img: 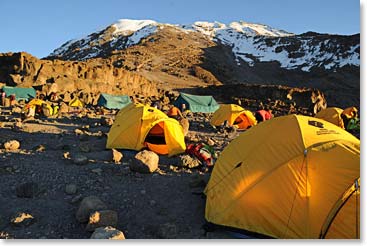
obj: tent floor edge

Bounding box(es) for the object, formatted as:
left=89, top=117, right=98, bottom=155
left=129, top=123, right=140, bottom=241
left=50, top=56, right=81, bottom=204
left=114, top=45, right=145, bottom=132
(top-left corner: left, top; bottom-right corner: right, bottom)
left=202, top=220, right=275, bottom=239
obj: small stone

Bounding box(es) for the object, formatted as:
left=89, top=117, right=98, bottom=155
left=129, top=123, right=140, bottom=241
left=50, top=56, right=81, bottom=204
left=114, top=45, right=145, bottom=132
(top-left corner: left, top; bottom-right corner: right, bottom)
left=4, top=140, right=20, bottom=151
left=14, top=121, right=23, bottom=129
left=63, top=152, right=70, bottom=159
left=91, top=168, right=103, bottom=175
left=180, top=155, right=202, bottom=169
left=112, top=149, right=123, bottom=164
left=207, top=138, right=215, bottom=146
left=65, top=184, right=77, bottom=195
left=90, top=226, right=125, bottom=239
left=74, top=129, right=84, bottom=135
left=72, top=154, right=88, bottom=165
left=85, top=210, right=118, bottom=232
left=11, top=107, right=22, bottom=114
left=140, top=190, right=146, bottom=195
left=149, top=200, right=156, bottom=206
left=10, top=212, right=35, bottom=227
left=76, top=196, right=108, bottom=223
left=35, top=145, right=46, bottom=152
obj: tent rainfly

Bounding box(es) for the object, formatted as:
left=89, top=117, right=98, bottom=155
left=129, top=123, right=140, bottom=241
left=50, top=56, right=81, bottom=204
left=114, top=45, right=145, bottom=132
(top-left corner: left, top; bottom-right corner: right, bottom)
left=97, top=93, right=132, bottom=110
left=205, top=114, right=360, bottom=239
left=210, top=104, right=257, bottom=129
left=1, top=86, right=36, bottom=101
left=315, top=107, right=345, bottom=129
left=173, top=92, right=219, bottom=113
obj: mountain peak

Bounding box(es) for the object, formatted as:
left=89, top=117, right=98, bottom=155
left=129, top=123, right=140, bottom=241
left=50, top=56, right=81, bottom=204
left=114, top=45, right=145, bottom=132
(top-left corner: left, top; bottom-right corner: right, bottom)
left=112, top=19, right=158, bottom=35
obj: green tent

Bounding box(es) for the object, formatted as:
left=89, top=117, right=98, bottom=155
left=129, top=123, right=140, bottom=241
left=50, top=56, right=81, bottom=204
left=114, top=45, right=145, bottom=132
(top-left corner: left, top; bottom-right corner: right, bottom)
left=97, top=93, right=132, bottom=110
left=173, top=92, right=219, bottom=113
left=1, top=86, right=36, bottom=101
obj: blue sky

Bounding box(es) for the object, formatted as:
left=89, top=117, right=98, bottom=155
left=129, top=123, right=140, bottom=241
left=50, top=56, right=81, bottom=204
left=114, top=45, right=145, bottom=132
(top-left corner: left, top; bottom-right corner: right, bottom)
left=0, top=0, right=360, bottom=58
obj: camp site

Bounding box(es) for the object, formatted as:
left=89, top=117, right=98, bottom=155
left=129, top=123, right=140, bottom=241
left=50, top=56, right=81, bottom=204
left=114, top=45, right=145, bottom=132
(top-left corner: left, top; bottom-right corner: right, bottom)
left=0, top=83, right=360, bottom=239
left=0, top=2, right=360, bottom=240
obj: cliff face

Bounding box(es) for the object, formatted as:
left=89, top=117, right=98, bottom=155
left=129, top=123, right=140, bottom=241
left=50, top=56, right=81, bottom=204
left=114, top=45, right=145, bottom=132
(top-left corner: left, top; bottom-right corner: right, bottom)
left=0, top=52, right=158, bottom=98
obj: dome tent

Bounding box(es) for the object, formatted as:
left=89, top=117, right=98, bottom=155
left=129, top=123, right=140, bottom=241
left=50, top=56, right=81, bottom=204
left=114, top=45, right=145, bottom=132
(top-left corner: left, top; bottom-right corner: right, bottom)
left=106, top=103, right=186, bottom=156
left=210, top=104, right=257, bottom=129
left=315, top=107, right=344, bottom=129
left=205, top=115, right=360, bottom=239
left=97, top=93, right=132, bottom=110
left=173, top=92, right=219, bottom=113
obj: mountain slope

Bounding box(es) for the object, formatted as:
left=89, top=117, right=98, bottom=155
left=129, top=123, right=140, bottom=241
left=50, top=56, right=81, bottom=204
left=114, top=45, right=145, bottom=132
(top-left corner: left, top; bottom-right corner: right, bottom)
left=47, top=19, right=359, bottom=72
left=45, top=19, right=360, bottom=107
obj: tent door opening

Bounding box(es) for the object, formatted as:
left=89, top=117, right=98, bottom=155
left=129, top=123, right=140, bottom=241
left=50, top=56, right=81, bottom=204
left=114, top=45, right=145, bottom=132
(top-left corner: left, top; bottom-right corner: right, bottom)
left=144, top=121, right=169, bottom=155
left=234, top=114, right=249, bottom=129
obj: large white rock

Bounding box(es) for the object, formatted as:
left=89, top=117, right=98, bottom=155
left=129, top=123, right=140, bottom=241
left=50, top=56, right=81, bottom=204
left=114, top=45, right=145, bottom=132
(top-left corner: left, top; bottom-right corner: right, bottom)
left=130, top=150, right=159, bottom=173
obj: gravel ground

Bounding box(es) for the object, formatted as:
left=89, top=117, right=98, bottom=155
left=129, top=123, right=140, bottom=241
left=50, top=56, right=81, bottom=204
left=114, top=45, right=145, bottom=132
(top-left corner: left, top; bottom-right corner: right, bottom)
left=0, top=107, right=238, bottom=239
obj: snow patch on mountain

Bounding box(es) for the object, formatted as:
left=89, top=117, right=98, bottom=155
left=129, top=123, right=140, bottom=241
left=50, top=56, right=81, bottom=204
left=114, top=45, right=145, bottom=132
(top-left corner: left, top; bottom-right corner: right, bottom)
left=112, top=19, right=157, bottom=35
left=180, top=21, right=293, bottom=37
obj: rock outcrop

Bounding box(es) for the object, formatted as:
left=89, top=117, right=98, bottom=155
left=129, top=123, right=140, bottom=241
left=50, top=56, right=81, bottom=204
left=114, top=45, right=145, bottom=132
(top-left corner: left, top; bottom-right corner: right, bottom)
left=0, top=52, right=159, bottom=99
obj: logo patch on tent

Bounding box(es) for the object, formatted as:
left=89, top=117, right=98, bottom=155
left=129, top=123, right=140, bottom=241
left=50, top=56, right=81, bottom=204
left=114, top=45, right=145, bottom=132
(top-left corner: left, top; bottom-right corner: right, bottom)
left=308, top=120, right=324, bottom=128
left=316, top=129, right=340, bottom=135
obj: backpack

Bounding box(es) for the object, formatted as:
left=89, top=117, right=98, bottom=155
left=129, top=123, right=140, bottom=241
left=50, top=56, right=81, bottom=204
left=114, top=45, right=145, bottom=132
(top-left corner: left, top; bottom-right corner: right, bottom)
left=186, top=143, right=214, bottom=167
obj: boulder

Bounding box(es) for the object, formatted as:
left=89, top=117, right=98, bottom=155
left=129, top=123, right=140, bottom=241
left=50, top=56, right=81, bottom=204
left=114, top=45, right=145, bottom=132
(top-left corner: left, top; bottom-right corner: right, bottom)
left=130, top=150, right=159, bottom=173
left=3, top=140, right=20, bottom=151
left=90, top=226, right=125, bottom=239
left=85, top=210, right=118, bottom=232
left=75, top=196, right=108, bottom=223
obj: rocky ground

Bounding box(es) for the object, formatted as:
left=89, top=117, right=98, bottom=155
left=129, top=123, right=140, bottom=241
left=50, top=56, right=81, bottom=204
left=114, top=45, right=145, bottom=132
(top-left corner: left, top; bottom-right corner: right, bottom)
left=0, top=104, right=243, bottom=239
left=0, top=96, right=359, bottom=239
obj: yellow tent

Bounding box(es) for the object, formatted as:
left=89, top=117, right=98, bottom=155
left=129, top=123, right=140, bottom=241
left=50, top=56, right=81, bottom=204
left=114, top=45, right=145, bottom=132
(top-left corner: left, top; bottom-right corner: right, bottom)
left=68, top=98, right=84, bottom=108
left=315, top=107, right=344, bottom=129
left=205, top=114, right=360, bottom=239
left=106, top=103, right=186, bottom=156
left=23, top=98, right=53, bottom=115
left=210, top=104, right=257, bottom=129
